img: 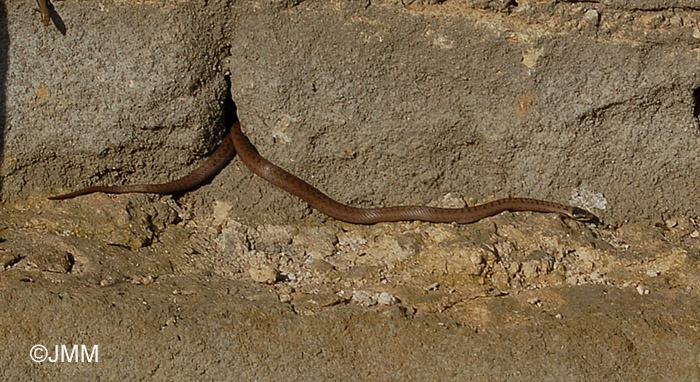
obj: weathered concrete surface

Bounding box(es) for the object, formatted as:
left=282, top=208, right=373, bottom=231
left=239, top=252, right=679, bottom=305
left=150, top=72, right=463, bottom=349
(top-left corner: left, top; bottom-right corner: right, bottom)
left=0, top=0, right=699, bottom=380
left=1, top=270, right=700, bottom=380
left=1, top=195, right=699, bottom=380
left=1, top=0, right=229, bottom=201
left=1, top=0, right=699, bottom=223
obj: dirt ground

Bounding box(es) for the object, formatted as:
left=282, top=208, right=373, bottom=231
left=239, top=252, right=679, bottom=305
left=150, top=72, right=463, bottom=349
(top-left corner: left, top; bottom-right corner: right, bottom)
left=1, top=0, right=700, bottom=380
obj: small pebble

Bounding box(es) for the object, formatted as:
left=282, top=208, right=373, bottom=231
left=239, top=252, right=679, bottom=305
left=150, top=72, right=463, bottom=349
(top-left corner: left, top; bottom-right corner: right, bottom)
left=162, top=316, right=176, bottom=328
left=527, top=298, right=541, bottom=307
left=276, top=284, right=294, bottom=303
left=690, top=230, right=699, bottom=238
left=352, top=290, right=379, bottom=307
left=583, top=9, right=600, bottom=26
left=636, top=284, right=650, bottom=295
left=377, top=292, right=398, bottom=306
left=249, top=266, right=279, bottom=284
left=132, top=275, right=155, bottom=285
left=425, top=282, right=439, bottom=291
left=646, top=270, right=660, bottom=277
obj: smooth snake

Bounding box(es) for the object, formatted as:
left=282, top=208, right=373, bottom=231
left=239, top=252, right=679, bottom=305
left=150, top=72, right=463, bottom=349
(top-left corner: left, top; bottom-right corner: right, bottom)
left=50, top=121, right=598, bottom=224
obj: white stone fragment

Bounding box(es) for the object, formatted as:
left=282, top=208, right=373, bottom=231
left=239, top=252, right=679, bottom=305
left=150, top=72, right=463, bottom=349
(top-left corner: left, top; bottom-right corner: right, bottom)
left=352, top=290, right=379, bottom=307
left=636, top=284, right=650, bottom=295
left=377, top=292, right=398, bottom=306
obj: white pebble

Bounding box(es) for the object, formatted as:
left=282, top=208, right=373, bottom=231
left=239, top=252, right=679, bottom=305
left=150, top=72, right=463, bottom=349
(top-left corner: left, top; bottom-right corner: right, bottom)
left=377, top=292, right=398, bottom=306
left=352, top=290, right=379, bottom=307
left=636, top=285, right=650, bottom=295
left=527, top=298, right=541, bottom=307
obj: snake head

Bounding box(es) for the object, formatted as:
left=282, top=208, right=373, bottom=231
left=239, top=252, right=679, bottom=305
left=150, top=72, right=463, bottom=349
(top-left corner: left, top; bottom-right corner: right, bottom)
left=570, top=207, right=599, bottom=224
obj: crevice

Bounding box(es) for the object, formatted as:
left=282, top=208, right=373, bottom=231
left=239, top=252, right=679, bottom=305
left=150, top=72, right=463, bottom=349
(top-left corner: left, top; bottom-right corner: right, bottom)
left=222, top=74, right=238, bottom=128
left=692, top=87, right=700, bottom=120
left=65, top=253, right=75, bottom=273
left=3, top=254, right=24, bottom=269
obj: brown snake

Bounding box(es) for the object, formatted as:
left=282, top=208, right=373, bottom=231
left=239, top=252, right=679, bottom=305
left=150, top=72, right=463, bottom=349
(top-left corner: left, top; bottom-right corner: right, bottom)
left=51, top=121, right=598, bottom=224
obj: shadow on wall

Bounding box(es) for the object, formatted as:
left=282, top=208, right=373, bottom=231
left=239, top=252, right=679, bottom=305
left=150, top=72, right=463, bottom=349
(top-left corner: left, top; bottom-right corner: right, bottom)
left=0, top=1, right=7, bottom=196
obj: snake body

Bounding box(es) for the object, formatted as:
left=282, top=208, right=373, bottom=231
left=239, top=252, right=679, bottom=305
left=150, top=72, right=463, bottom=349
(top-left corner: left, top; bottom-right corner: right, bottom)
left=49, top=135, right=235, bottom=200
left=51, top=121, right=598, bottom=224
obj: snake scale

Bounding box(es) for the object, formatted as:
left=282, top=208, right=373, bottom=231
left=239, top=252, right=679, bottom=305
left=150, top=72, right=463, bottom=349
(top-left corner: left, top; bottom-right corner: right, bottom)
left=50, top=121, right=598, bottom=224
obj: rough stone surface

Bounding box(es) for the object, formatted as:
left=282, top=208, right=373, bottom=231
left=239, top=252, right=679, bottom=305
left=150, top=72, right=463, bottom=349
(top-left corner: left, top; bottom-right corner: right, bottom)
left=1, top=0, right=229, bottom=201
left=1, top=0, right=699, bottom=380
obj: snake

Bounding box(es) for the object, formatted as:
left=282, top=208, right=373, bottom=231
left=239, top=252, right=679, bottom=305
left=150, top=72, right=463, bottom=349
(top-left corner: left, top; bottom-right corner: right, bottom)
left=50, top=121, right=598, bottom=224
left=49, top=133, right=235, bottom=199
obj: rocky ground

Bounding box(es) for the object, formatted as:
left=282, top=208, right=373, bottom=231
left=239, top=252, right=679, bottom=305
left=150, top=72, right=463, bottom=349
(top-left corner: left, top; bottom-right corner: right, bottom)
left=1, top=0, right=699, bottom=380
